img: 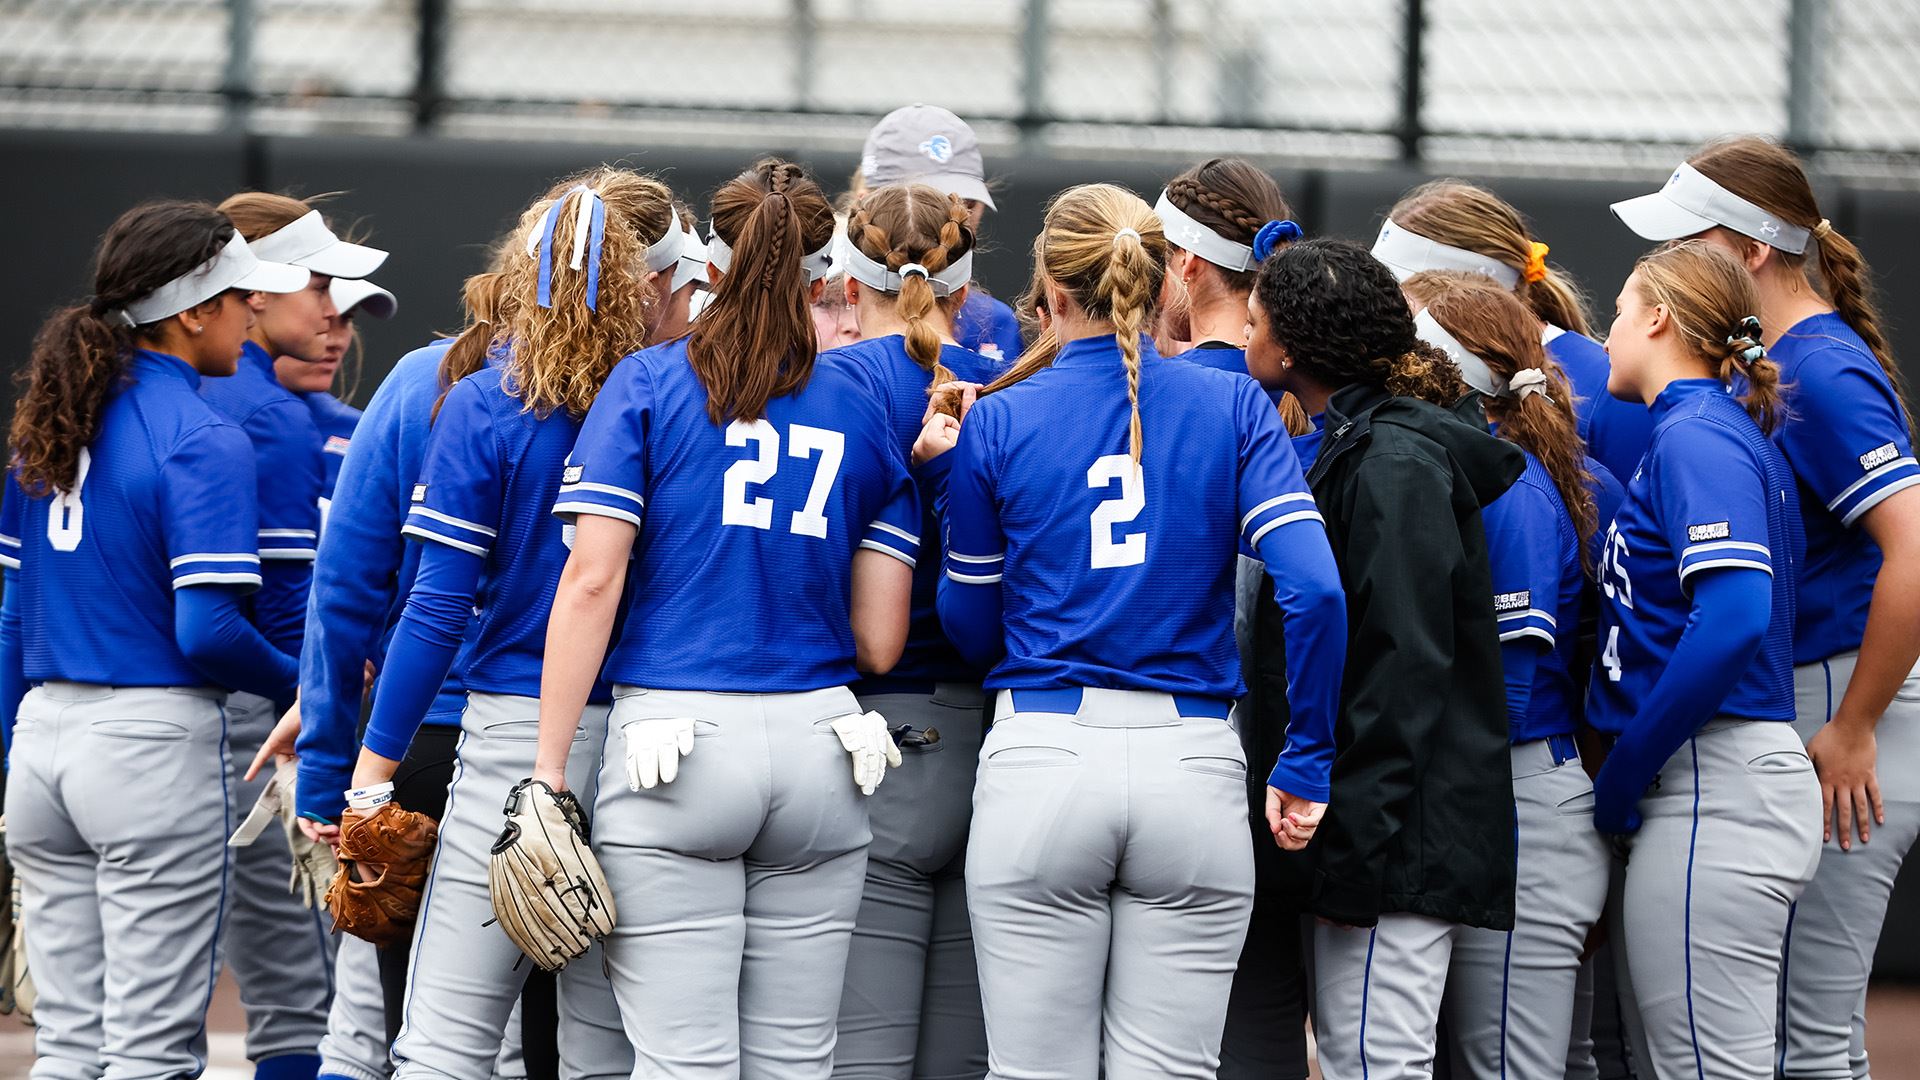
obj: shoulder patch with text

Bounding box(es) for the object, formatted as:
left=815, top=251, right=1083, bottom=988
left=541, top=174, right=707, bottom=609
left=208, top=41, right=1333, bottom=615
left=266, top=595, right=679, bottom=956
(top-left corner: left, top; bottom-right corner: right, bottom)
left=1860, top=442, right=1900, bottom=472
left=1687, top=521, right=1731, bottom=542
left=1493, top=590, right=1532, bottom=613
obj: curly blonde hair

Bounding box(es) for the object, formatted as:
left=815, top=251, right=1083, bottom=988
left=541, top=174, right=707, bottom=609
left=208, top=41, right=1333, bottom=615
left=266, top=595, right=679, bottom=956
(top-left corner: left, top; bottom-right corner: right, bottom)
left=440, top=167, right=677, bottom=418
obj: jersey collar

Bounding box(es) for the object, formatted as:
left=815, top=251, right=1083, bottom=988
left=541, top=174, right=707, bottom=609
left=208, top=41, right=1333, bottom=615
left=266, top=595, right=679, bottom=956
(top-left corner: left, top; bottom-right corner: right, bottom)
left=1649, top=377, right=1723, bottom=423
left=1052, top=334, right=1165, bottom=370
left=240, top=337, right=278, bottom=379
left=131, top=348, right=202, bottom=390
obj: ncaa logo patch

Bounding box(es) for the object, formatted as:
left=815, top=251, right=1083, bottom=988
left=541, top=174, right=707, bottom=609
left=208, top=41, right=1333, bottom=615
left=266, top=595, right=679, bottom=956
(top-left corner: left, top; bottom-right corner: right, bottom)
left=563, top=464, right=584, bottom=484
left=411, top=484, right=428, bottom=503
left=1687, top=521, right=1731, bottom=542
left=919, top=135, right=953, bottom=164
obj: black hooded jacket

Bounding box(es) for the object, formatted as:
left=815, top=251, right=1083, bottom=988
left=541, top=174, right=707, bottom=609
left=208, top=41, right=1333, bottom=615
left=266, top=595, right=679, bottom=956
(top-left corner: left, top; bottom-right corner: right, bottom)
left=1248, top=384, right=1526, bottom=930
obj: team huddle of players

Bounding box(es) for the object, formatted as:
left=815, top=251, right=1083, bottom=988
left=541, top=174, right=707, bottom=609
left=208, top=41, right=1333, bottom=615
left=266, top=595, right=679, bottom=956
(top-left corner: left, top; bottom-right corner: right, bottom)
left=1, top=104, right=1916, bottom=1080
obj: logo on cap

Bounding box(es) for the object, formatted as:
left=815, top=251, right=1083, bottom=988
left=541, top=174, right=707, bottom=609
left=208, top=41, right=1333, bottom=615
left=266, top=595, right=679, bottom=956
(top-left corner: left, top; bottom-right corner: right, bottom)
left=1759, top=219, right=1780, bottom=239
left=919, top=135, right=953, bottom=165
left=1668, top=169, right=1683, bottom=187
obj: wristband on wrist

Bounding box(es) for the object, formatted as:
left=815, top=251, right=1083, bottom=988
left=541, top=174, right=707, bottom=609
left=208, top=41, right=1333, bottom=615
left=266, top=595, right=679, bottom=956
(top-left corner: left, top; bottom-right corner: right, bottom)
left=345, top=781, right=395, bottom=811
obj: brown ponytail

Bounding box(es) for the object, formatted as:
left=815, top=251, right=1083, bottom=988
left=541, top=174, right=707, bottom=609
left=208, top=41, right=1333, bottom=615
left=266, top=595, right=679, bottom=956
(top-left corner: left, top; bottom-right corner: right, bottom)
left=847, top=183, right=977, bottom=412
left=1634, top=240, right=1787, bottom=434
left=1404, top=271, right=1599, bottom=562
left=12, top=201, right=234, bottom=496
left=688, top=159, right=835, bottom=425
left=1389, top=180, right=1593, bottom=338
left=1689, top=136, right=1911, bottom=440
left=985, top=185, right=1166, bottom=463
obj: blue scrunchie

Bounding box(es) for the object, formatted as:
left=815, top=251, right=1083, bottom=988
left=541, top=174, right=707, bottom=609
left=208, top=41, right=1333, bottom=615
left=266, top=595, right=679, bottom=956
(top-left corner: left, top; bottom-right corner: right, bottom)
left=1252, top=219, right=1304, bottom=262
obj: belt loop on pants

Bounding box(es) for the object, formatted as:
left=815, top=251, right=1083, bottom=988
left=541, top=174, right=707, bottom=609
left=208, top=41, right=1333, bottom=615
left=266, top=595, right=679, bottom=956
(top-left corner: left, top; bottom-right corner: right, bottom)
left=1007, top=687, right=1233, bottom=721
left=1548, top=732, right=1579, bottom=767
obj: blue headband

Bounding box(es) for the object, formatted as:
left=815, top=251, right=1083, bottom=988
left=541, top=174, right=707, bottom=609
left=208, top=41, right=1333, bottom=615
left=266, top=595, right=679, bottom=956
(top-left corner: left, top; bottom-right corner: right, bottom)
left=529, top=186, right=607, bottom=310
left=1251, top=219, right=1303, bottom=263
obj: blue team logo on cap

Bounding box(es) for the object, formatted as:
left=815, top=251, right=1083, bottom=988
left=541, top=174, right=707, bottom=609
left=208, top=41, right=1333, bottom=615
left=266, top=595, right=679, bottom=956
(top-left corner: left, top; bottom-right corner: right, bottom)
left=920, top=135, right=953, bottom=164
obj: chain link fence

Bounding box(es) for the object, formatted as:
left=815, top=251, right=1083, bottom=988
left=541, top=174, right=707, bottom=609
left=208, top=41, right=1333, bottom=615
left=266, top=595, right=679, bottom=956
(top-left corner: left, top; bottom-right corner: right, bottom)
left=3, top=0, right=1917, bottom=181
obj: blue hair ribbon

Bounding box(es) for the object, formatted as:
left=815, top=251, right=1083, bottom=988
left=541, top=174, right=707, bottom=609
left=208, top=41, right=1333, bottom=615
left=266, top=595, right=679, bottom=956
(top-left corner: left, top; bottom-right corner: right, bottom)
left=1252, top=219, right=1304, bottom=262
left=534, top=185, right=607, bottom=310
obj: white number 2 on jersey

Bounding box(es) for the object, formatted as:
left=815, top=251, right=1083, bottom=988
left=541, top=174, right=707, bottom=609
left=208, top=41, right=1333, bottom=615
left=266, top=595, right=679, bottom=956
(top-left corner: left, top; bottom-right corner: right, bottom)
left=1086, top=454, right=1146, bottom=569
left=46, top=447, right=91, bottom=552
left=721, top=420, right=845, bottom=537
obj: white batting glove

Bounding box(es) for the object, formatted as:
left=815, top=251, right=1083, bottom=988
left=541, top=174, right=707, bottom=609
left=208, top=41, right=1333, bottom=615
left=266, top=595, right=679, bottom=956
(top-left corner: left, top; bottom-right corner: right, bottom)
left=830, top=711, right=903, bottom=796
left=623, top=717, right=696, bottom=791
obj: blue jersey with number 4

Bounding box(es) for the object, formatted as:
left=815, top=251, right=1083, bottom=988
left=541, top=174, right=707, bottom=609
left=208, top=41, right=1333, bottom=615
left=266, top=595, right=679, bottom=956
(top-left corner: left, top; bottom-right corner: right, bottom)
left=0, top=351, right=262, bottom=686
left=941, top=335, right=1323, bottom=697
left=1588, top=380, right=1801, bottom=735
left=557, top=338, right=921, bottom=691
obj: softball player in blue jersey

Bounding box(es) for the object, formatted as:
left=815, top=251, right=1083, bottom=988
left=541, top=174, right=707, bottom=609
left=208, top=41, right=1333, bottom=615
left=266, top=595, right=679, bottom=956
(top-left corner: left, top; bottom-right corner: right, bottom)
left=205, top=192, right=387, bottom=1080
left=1403, top=271, right=1620, bottom=1080
left=1147, top=155, right=1314, bottom=1080
left=536, top=159, right=919, bottom=1080
left=348, top=169, right=685, bottom=1080
left=822, top=182, right=1000, bottom=1080
left=297, top=278, right=395, bottom=508
left=1375, top=182, right=1653, bottom=485
left=1243, top=239, right=1524, bottom=1080
left=924, top=184, right=1348, bottom=1080
left=0, top=202, right=308, bottom=1080
left=1585, top=241, right=1819, bottom=1080
left=1613, top=139, right=1920, bottom=1080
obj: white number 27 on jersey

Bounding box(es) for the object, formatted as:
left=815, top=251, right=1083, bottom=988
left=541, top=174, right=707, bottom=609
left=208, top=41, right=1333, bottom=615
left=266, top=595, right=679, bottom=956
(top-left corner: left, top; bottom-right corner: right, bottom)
left=1087, top=454, right=1145, bottom=569
left=721, top=420, right=845, bottom=537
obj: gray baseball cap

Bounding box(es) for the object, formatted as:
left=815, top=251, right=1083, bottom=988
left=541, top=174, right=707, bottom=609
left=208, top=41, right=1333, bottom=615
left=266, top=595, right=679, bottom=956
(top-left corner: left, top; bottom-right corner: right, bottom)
left=861, top=104, right=996, bottom=211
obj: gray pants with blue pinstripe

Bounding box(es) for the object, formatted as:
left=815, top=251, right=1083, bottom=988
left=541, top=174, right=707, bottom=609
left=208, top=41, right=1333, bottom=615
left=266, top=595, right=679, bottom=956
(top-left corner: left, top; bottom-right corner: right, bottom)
left=1613, top=720, right=1819, bottom=1079
left=1777, top=653, right=1920, bottom=1079
left=6, top=682, right=235, bottom=1080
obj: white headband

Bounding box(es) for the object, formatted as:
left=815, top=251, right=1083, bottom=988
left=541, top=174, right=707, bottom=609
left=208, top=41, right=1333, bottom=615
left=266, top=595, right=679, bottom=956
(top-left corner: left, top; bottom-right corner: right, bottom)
left=249, top=210, right=388, bottom=278
left=1372, top=219, right=1521, bottom=289
left=1414, top=308, right=1502, bottom=398
left=671, top=235, right=711, bottom=293
left=1153, top=190, right=1255, bottom=272
left=111, top=232, right=308, bottom=327
left=643, top=216, right=689, bottom=274
left=1610, top=161, right=1813, bottom=254
left=840, top=242, right=974, bottom=298
left=706, top=230, right=837, bottom=283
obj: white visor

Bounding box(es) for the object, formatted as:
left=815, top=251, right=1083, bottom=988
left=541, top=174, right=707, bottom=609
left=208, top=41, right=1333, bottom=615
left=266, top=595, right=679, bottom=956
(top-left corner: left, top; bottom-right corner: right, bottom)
left=644, top=217, right=689, bottom=275
left=1610, top=161, right=1811, bottom=254
left=249, top=210, right=389, bottom=278
left=707, top=230, right=837, bottom=283
left=1414, top=308, right=1502, bottom=398
left=1153, top=190, right=1255, bottom=273
left=671, top=237, right=711, bottom=293
left=330, top=277, right=397, bottom=319
left=113, top=231, right=308, bottom=327
left=1372, top=219, right=1521, bottom=289
left=840, top=242, right=973, bottom=298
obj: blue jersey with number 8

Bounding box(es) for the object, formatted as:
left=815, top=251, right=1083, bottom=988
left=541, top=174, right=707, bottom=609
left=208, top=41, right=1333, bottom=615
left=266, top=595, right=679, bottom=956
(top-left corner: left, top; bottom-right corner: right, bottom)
left=556, top=338, right=921, bottom=692
left=1587, top=379, right=1801, bottom=735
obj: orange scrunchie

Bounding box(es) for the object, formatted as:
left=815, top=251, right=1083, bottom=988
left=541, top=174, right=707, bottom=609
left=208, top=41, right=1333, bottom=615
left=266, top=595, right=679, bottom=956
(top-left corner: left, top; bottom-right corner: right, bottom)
left=1523, top=241, right=1550, bottom=284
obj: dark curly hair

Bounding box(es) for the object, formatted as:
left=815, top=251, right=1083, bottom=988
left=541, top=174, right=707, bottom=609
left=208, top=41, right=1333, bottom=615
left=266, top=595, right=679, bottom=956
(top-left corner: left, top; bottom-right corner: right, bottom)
left=12, top=201, right=234, bottom=496
left=1252, top=238, right=1468, bottom=406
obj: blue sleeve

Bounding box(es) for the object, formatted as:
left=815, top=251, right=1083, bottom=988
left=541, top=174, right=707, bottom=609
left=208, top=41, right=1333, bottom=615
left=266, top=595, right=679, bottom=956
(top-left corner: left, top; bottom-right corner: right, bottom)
left=360, top=541, right=484, bottom=763
left=401, top=378, right=504, bottom=556
left=162, top=423, right=266, bottom=591
left=0, top=569, right=23, bottom=761
left=552, top=356, right=650, bottom=527
left=1658, top=422, right=1775, bottom=591
left=175, top=584, right=299, bottom=704
left=0, top=477, right=20, bottom=573
left=1484, top=483, right=1562, bottom=651
left=1776, top=346, right=1920, bottom=526
left=1234, top=382, right=1345, bottom=802
left=1591, top=568, right=1771, bottom=833
left=936, top=409, right=1007, bottom=669
left=295, top=357, right=427, bottom=823
left=1500, top=641, right=1539, bottom=733
left=249, top=401, right=325, bottom=657
left=856, top=401, right=923, bottom=570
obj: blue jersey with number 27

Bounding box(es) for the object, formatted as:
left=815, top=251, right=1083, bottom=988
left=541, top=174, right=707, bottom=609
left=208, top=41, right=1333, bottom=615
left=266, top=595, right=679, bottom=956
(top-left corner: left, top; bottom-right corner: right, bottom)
left=556, top=338, right=921, bottom=692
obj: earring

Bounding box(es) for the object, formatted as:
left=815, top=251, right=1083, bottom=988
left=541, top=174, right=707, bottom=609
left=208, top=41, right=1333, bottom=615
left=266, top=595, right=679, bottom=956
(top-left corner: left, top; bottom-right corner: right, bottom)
left=192, top=325, right=204, bottom=335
